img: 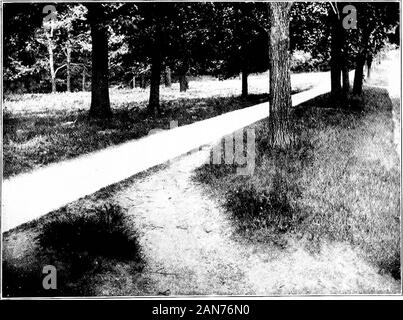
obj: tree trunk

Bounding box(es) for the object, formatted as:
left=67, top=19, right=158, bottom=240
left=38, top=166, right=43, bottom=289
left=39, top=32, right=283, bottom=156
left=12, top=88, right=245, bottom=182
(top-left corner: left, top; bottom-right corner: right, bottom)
left=241, top=68, right=248, bottom=97
left=164, top=66, right=172, bottom=87
left=366, top=55, right=373, bottom=79
left=66, top=40, right=72, bottom=92
left=87, top=3, right=111, bottom=119
left=179, top=75, right=189, bottom=92
left=353, top=55, right=366, bottom=95
left=140, top=74, right=146, bottom=89
left=267, top=2, right=293, bottom=148
left=330, top=15, right=343, bottom=96
left=148, top=49, right=162, bottom=115
left=178, top=59, right=189, bottom=92
left=132, top=75, right=136, bottom=89
left=47, top=26, right=56, bottom=93
left=342, top=66, right=350, bottom=95
left=353, top=29, right=370, bottom=95
left=82, top=67, right=86, bottom=92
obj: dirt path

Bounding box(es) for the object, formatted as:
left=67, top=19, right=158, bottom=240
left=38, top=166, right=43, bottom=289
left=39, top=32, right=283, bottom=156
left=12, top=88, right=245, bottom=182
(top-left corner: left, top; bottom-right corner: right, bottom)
left=92, top=54, right=401, bottom=296
left=91, top=144, right=399, bottom=295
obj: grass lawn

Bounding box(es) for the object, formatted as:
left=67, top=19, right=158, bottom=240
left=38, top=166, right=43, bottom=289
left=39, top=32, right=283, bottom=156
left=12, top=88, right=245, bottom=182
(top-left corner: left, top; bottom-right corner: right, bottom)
left=193, top=86, right=401, bottom=280
left=2, top=86, right=400, bottom=296
left=2, top=72, right=318, bottom=179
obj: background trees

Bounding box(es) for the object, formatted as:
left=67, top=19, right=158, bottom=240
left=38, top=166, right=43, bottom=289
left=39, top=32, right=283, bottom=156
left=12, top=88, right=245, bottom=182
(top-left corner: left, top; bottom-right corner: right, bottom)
left=211, top=3, right=270, bottom=97
left=4, top=4, right=45, bottom=93
left=326, top=2, right=399, bottom=97
left=3, top=2, right=400, bottom=111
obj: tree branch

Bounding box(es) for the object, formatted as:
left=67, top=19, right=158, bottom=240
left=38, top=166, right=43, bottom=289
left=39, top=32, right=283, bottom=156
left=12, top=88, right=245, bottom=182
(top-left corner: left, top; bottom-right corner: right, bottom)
left=54, top=64, right=67, bottom=76
left=329, top=2, right=340, bottom=19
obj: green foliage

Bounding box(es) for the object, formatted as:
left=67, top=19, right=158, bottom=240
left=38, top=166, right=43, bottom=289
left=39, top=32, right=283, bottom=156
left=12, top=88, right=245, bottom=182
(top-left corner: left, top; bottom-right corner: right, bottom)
left=4, top=2, right=399, bottom=92
left=290, top=2, right=331, bottom=68
left=290, top=51, right=329, bottom=72
left=211, top=3, right=270, bottom=79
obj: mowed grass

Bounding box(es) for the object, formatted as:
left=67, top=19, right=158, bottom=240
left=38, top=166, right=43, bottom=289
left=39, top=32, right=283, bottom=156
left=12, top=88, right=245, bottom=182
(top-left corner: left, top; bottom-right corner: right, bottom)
left=2, top=73, right=318, bottom=179
left=194, top=86, right=400, bottom=279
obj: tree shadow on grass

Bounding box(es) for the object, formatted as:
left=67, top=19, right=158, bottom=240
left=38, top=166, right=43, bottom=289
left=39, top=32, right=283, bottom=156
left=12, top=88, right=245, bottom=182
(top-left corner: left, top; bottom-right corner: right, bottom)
left=193, top=87, right=401, bottom=280
left=2, top=203, right=144, bottom=297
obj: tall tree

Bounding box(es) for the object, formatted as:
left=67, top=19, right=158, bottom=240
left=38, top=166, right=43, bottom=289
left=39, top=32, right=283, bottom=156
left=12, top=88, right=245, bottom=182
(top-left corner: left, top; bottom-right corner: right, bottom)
left=212, top=3, right=269, bottom=97
left=164, top=3, right=216, bottom=93
left=267, top=2, right=294, bottom=147
left=148, top=21, right=163, bottom=115
left=329, top=3, right=344, bottom=96
left=351, top=2, right=399, bottom=95
left=87, top=3, right=111, bottom=118
left=44, top=20, right=57, bottom=93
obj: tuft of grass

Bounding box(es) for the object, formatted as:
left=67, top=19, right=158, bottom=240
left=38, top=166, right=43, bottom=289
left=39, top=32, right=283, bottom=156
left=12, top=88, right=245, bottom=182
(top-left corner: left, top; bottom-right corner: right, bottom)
left=37, top=203, right=141, bottom=263
left=224, top=177, right=298, bottom=236
left=3, top=203, right=143, bottom=297
left=194, top=87, right=400, bottom=279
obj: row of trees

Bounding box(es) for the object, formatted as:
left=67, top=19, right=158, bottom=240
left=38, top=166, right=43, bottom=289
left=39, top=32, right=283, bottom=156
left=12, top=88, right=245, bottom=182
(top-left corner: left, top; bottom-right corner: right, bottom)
left=328, top=2, right=399, bottom=96
left=4, top=2, right=399, bottom=146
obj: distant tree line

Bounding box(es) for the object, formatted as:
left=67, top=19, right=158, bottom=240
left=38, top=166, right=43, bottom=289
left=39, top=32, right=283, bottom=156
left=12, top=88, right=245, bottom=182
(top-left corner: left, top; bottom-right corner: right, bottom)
left=3, top=2, right=399, bottom=147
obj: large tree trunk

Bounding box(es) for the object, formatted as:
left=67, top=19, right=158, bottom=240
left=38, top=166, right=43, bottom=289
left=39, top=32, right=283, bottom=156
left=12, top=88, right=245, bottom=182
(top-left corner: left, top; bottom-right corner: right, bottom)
left=164, top=66, right=172, bottom=87
left=66, top=40, right=72, bottom=92
left=148, top=49, right=162, bottom=115
left=179, top=75, right=189, bottom=92
left=353, top=55, right=366, bottom=95
left=241, top=68, right=248, bottom=97
left=267, top=2, right=293, bottom=148
left=87, top=3, right=111, bottom=119
left=330, top=14, right=343, bottom=96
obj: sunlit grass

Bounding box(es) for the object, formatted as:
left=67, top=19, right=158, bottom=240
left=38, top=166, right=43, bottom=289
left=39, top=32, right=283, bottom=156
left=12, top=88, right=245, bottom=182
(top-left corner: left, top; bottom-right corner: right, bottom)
left=194, top=87, right=400, bottom=279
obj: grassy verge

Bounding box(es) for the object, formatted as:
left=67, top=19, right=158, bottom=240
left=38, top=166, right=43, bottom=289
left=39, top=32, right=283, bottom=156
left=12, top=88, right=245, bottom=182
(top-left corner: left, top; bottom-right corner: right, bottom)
left=194, top=87, right=400, bottom=279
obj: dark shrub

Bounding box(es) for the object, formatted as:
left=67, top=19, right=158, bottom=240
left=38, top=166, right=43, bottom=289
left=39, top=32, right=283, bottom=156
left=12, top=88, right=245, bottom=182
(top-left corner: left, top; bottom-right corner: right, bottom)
left=37, top=204, right=141, bottom=262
